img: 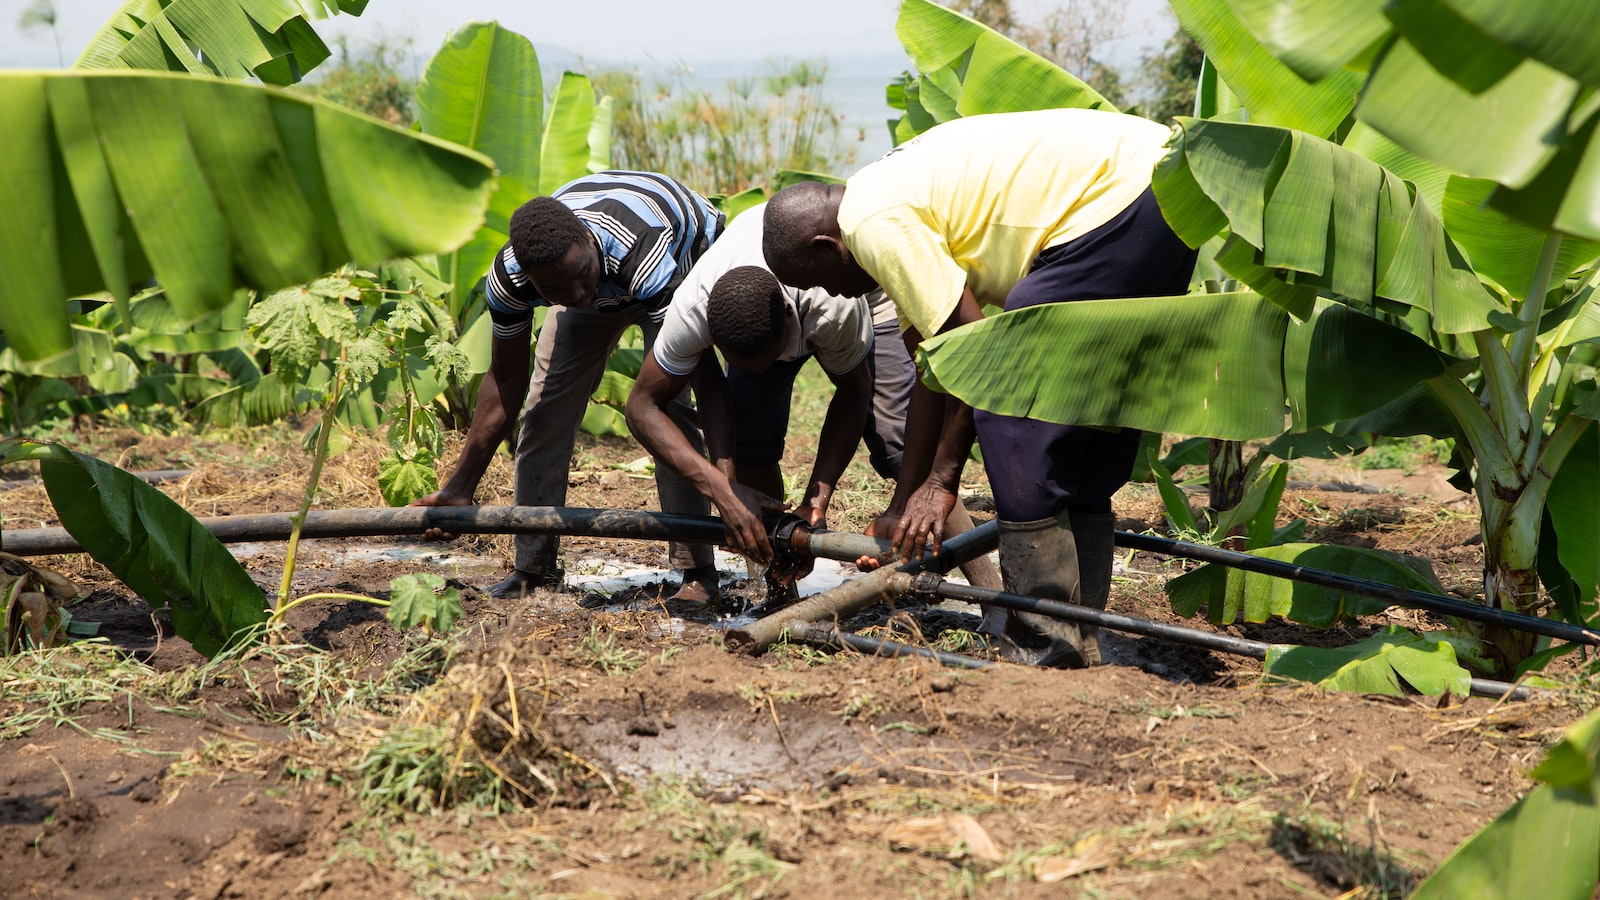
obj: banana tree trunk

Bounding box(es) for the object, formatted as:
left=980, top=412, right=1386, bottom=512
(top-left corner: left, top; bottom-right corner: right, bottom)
left=1207, top=439, right=1248, bottom=550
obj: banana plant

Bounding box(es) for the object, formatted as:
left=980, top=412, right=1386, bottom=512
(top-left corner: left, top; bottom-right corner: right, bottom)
left=886, top=0, right=1115, bottom=142
left=0, top=70, right=496, bottom=363
left=76, top=0, right=368, bottom=85
left=414, top=21, right=620, bottom=435
left=912, top=0, right=1600, bottom=672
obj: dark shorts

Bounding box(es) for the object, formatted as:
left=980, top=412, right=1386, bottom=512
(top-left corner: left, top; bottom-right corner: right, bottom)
left=727, top=329, right=908, bottom=475
left=973, top=187, right=1198, bottom=522
left=726, top=356, right=810, bottom=467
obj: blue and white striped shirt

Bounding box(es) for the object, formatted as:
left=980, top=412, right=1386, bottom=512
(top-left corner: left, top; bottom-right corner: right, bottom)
left=485, top=171, right=723, bottom=341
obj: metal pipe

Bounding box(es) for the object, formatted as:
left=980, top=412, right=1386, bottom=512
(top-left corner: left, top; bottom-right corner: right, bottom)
left=727, top=521, right=1001, bottom=653
left=1115, top=531, right=1600, bottom=648
left=916, top=575, right=1537, bottom=701
left=789, top=622, right=993, bottom=670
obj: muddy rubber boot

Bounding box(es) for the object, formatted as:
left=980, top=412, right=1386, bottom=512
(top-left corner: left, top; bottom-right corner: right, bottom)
left=1067, top=511, right=1115, bottom=667
left=489, top=567, right=565, bottom=599
left=997, top=511, right=1095, bottom=668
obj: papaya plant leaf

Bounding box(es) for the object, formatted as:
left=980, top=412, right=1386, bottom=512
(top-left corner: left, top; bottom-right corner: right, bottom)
left=76, top=0, right=368, bottom=85
left=1263, top=626, right=1471, bottom=697
left=378, top=451, right=439, bottom=508
left=1166, top=543, right=1444, bottom=627
left=0, top=71, right=495, bottom=363
left=33, top=443, right=266, bottom=658
left=387, top=573, right=462, bottom=634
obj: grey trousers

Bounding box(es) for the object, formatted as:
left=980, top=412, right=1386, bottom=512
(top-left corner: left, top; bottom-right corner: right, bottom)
left=512, top=304, right=714, bottom=574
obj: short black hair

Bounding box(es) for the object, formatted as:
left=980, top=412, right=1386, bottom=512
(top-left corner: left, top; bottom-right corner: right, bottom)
left=762, top=182, right=830, bottom=278
left=509, top=196, right=588, bottom=267
left=708, top=266, right=786, bottom=359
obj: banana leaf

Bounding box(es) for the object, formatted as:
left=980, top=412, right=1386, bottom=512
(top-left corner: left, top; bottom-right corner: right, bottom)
left=915, top=292, right=1445, bottom=442
left=1214, top=0, right=1600, bottom=243
left=540, top=73, right=614, bottom=195
left=417, top=21, right=543, bottom=310
left=1546, top=424, right=1600, bottom=608
left=1154, top=117, right=1500, bottom=334
left=75, top=0, right=368, bottom=85
left=1168, top=0, right=1363, bottom=137
left=1168, top=543, right=1444, bottom=627
left=0, top=440, right=268, bottom=658
left=0, top=71, right=495, bottom=363
left=1412, top=709, right=1600, bottom=899
left=888, top=0, right=1113, bottom=143
left=1263, top=626, right=1471, bottom=697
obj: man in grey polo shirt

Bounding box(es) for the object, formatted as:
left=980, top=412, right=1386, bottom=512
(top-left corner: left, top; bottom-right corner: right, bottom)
left=627, top=203, right=1001, bottom=597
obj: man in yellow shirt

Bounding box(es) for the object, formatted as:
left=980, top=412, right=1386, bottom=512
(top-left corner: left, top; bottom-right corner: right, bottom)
left=762, top=108, right=1196, bottom=667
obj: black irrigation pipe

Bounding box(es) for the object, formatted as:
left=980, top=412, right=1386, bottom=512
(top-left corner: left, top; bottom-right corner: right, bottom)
left=1115, top=531, right=1600, bottom=649
left=789, top=622, right=994, bottom=670
left=0, top=506, right=911, bottom=567
left=904, top=574, right=1537, bottom=701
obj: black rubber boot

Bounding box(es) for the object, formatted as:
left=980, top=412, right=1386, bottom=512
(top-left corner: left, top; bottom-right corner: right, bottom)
left=996, top=510, right=1109, bottom=668
left=488, top=567, right=565, bottom=599
left=1070, top=511, right=1115, bottom=667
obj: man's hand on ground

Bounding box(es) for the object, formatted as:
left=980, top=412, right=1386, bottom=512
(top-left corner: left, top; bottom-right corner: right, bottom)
left=893, top=480, right=958, bottom=563
left=410, top=488, right=474, bottom=541
left=714, top=481, right=788, bottom=564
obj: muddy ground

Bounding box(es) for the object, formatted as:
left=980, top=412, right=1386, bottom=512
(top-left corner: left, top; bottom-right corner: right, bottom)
left=0, top=422, right=1591, bottom=899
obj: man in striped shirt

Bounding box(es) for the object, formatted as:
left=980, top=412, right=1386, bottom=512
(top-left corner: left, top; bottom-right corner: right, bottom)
left=415, top=171, right=725, bottom=601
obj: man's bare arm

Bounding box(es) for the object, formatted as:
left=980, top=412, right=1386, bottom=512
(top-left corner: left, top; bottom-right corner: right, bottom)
left=798, top=357, right=872, bottom=527
left=625, top=350, right=784, bottom=562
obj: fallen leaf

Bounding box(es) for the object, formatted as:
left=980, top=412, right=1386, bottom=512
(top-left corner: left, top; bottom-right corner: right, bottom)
left=885, top=813, right=1004, bottom=863
left=1034, top=835, right=1117, bottom=882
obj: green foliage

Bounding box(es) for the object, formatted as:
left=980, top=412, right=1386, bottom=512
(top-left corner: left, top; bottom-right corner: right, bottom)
left=245, top=267, right=463, bottom=504
left=1147, top=449, right=1302, bottom=549
left=578, top=625, right=646, bottom=675
left=888, top=0, right=1114, bottom=145
left=1153, top=116, right=1498, bottom=333
left=1263, top=625, right=1472, bottom=697
left=1, top=439, right=267, bottom=658
left=385, top=573, right=462, bottom=635
left=595, top=60, right=857, bottom=196
left=916, top=293, right=1446, bottom=441
left=75, top=0, right=369, bottom=85
left=1168, top=543, right=1446, bottom=629
left=1415, top=708, right=1600, bottom=898
left=416, top=21, right=548, bottom=311
left=0, top=70, right=495, bottom=362
left=1219, top=0, right=1600, bottom=243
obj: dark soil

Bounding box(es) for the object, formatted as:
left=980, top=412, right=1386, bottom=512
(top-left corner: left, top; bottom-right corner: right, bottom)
left=0, top=428, right=1586, bottom=898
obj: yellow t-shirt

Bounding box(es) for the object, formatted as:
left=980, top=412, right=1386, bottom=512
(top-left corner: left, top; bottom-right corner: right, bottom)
left=838, top=109, right=1174, bottom=337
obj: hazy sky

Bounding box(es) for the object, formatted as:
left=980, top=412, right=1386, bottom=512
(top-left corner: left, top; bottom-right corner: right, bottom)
left=1, top=0, right=1175, bottom=71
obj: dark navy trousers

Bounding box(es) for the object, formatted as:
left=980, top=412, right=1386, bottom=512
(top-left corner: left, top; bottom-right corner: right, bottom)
left=974, top=187, right=1198, bottom=522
